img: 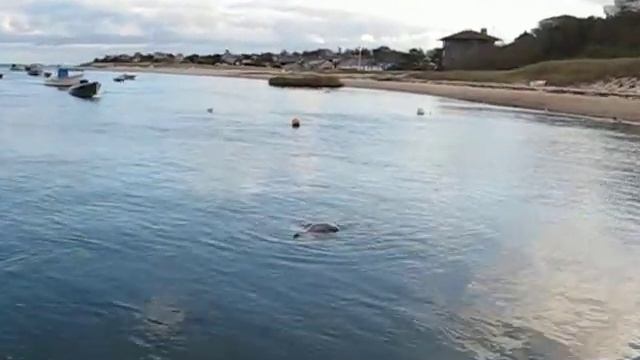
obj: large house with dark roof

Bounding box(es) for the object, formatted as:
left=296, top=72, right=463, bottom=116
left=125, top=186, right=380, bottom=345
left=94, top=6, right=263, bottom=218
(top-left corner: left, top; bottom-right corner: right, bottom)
left=440, top=28, right=500, bottom=70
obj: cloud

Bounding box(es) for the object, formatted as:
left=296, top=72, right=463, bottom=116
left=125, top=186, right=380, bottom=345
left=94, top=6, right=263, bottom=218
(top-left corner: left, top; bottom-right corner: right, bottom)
left=361, top=34, right=376, bottom=43
left=0, top=0, right=434, bottom=49
left=0, top=0, right=612, bottom=63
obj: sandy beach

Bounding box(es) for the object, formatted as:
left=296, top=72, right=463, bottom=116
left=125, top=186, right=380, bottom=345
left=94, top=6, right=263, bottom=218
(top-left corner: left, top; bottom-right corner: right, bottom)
left=91, top=64, right=640, bottom=125
left=344, top=79, right=640, bottom=124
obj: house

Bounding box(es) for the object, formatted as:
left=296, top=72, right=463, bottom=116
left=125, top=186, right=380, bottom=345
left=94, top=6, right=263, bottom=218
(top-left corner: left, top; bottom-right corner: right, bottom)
left=336, top=58, right=360, bottom=70
left=361, top=62, right=384, bottom=72
left=152, top=52, right=170, bottom=62
left=241, top=56, right=264, bottom=66
left=132, top=52, right=144, bottom=63
left=277, top=55, right=300, bottom=67
left=305, top=59, right=335, bottom=71
left=221, top=52, right=240, bottom=66
left=440, top=28, right=500, bottom=70
left=283, top=62, right=304, bottom=72
left=336, top=58, right=383, bottom=71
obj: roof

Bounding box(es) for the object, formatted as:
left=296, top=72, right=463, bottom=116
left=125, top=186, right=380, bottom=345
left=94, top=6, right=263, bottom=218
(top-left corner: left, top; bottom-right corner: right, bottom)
left=440, top=30, right=500, bottom=42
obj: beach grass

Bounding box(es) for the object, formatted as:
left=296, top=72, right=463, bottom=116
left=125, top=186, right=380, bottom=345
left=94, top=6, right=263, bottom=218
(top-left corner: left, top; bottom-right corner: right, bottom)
left=411, top=57, right=640, bottom=86
left=268, top=75, right=344, bottom=88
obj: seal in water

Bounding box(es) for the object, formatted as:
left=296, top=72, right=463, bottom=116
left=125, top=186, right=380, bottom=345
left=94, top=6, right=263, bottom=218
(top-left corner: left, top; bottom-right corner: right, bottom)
left=294, top=223, right=340, bottom=238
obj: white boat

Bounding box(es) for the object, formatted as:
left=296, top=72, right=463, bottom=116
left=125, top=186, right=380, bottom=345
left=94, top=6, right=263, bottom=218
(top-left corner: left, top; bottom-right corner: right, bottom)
left=27, top=64, right=43, bottom=76
left=44, top=68, right=84, bottom=87
left=114, top=73, right=137, bottom=82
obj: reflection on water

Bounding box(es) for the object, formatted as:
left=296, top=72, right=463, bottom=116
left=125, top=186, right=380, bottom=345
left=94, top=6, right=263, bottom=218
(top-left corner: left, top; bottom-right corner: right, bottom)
left=457, top=219, right=640, bottom=360
left=0, top=69, right=639, bottom=360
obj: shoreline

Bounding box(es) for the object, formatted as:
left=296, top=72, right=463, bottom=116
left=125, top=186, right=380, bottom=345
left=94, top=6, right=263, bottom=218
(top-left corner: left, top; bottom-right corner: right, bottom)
left=88, top=65, right=640, bottom=125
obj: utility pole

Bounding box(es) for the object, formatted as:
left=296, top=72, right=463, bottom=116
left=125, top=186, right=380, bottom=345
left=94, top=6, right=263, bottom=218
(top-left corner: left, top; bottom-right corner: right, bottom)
left=358, top=46, right=363, bottom=71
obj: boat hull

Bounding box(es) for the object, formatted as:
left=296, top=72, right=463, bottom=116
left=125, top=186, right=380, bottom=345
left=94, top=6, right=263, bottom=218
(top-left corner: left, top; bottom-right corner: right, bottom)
left=69, top=82, right=101, bottom=99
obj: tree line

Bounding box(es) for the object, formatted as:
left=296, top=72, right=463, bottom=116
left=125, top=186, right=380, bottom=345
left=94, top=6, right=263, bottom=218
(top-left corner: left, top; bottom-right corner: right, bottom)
left=459, top=11, right=640, bottom=70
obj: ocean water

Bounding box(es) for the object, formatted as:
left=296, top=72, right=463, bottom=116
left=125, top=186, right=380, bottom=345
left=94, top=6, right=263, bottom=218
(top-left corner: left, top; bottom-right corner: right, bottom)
left=1, top=69, right=640, bottom=360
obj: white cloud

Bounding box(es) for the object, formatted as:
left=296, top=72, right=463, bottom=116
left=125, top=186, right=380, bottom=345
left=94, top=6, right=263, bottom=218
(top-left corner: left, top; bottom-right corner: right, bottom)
left=360, top=34, right=376, bottom=43
left=308, top=34, right=327, bottom=45
left=0, top=0, right=615, bottom=63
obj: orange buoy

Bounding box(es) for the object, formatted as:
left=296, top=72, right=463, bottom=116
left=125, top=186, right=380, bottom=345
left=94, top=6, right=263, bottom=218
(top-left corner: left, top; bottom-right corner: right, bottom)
left=291, top=118, right=301, bottom=128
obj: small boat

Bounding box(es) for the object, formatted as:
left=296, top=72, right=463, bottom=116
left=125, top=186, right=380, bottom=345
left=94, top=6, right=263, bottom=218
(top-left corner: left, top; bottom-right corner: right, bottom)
left=45, top=68, right=84, bottom=87
left=27, top=64, right=43, bottom=76
left=44, top=72, right=52, bottom=78
left=113, top=75, right=126, bottom=82
left=417, top=107, right=425, bottom=116
left=10, top=64, right=25, bottom=71
left=69, top=80, right=101, bottom=99
left=0, top=74, right=3, bottom=79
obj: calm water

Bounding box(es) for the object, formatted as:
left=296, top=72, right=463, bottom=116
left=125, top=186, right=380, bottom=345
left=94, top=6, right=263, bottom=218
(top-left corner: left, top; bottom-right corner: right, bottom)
left=1, top=69, right=640, bottom=360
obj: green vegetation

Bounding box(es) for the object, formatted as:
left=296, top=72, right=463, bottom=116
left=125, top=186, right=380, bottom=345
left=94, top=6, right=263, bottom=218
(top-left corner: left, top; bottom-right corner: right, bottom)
left=431, top=12, right=640, bottom=70
left=533, top=13, right=640, bottom=60
left=411, top=57, right=640, bottom=86
left=268, top=75, right=344, bottom=88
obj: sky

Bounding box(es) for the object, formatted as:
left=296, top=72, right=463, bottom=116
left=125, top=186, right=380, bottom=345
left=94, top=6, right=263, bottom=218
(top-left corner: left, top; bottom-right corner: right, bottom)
left=0, top=0, right=621, bottom=64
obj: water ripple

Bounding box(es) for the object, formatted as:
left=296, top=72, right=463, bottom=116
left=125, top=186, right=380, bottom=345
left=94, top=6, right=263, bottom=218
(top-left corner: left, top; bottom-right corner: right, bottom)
left=0, top=70, right=639, bottom=360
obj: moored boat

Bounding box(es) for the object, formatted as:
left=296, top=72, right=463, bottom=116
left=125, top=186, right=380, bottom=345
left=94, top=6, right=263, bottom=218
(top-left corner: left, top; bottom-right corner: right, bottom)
left=69, top=80, right=101, bottom=99
left=10, top=64, right=25, bottom=71
left=44, top=68, right=84, bottom=87
left=27, top=64, right=43, bottom=76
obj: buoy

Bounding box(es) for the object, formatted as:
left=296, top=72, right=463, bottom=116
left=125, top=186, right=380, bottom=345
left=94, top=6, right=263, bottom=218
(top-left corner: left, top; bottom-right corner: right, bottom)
left=291, top=118, right=301, bottom=128
left=417, top=108, right=425, bottom=116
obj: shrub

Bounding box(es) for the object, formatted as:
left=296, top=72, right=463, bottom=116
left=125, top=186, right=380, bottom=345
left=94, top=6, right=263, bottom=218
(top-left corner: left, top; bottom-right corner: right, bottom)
left=268, top=75, right=344, bottom=88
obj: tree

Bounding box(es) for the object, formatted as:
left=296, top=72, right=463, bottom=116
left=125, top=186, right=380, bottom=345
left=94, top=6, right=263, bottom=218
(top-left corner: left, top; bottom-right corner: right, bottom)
left=426, top=48, right=443, bottom=68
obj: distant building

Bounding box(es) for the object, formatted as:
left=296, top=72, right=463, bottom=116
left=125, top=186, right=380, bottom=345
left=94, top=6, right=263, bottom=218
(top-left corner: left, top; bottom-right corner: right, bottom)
left=336, top=58, right=360, bottom=70
left=132, top=52, right=143, bottom=63
left=306, top=59, right=335, bottom=71
left=440, top=28, right=500, bottom=70
left=605, top=0, right=640, bottom=16
left=221, top=52, right=240, bottom=66
left=152, top=52, right=169, bottom=61
left=336, top=58, right=384, bottom=72
left=277, top=55, right=300, bottom=67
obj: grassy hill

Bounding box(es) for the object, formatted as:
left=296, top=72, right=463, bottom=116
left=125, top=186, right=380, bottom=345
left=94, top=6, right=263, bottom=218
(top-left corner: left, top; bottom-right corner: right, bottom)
left=411, top=57, right=640, bottom=86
